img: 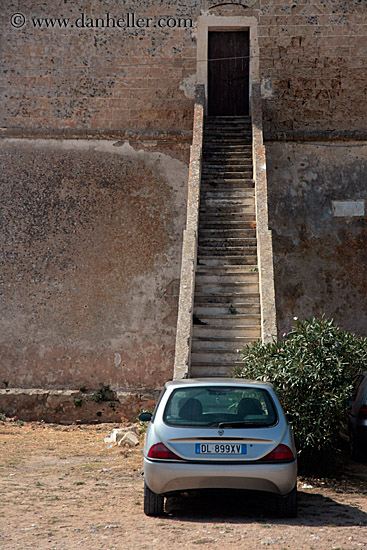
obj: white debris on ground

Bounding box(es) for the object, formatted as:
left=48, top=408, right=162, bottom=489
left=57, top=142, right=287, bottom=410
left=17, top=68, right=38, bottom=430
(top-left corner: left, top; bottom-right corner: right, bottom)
left=104, top=425, right=140, bottom=447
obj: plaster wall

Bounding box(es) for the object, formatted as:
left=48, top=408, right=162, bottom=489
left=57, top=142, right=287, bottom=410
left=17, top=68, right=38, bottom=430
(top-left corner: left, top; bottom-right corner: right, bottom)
left=266, top=142, right=367, bottom=337
left=0, top=139, right=188, bottom=390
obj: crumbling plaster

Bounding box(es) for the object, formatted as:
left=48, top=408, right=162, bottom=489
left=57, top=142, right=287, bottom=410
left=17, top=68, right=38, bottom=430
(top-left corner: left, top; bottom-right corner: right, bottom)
left=266, top=142, right=367, bottom=337
left=0, top=139, right=188, bottom=390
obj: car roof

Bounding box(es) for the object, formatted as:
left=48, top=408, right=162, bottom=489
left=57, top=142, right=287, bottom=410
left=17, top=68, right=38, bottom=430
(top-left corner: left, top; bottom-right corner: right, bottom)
left=164, top=378, right=274, bottom=390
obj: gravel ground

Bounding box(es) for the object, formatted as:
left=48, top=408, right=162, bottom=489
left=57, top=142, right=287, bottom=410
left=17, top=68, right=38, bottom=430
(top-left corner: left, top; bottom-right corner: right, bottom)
left=0, top=420, right=367, bottom=550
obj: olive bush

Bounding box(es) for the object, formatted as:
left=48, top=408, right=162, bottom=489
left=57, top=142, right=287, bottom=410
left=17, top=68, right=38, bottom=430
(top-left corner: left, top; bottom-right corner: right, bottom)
left=234, top=317, right=367, bottom=475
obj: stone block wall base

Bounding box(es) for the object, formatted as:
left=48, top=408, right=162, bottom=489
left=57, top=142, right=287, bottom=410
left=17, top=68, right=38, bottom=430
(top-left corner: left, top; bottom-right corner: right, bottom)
left=0, top=388, right=160, bottom=424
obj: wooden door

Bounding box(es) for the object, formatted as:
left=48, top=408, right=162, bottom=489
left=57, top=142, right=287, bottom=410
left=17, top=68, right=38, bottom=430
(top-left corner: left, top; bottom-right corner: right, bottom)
left=208, top=31, right=250, bottom=116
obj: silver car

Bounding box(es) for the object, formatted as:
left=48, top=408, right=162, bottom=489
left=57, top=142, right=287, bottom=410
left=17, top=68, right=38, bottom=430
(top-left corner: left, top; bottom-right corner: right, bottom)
left=139, top=378, right=297, bottom=517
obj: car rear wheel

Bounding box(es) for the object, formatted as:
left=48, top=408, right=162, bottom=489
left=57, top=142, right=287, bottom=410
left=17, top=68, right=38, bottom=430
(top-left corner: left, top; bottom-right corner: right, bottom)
left=277, top=486, right=297, bottom=518
left=144, top=481, right=164, bottom=516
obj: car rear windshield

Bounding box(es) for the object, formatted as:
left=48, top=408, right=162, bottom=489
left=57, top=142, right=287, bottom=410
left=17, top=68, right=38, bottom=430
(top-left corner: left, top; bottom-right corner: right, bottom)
left=163, top=386, right=278, bottom=428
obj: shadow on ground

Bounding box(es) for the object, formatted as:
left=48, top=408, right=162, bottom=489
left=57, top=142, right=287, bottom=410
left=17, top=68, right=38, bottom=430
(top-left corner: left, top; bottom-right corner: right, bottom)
left=164, top=450, right=367, bottom=525
left=164, top=489, right=367, bottom=526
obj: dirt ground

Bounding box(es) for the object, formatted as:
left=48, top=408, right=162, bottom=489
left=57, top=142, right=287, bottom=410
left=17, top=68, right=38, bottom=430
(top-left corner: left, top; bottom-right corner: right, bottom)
left=0, top=420, right=367, bottom=550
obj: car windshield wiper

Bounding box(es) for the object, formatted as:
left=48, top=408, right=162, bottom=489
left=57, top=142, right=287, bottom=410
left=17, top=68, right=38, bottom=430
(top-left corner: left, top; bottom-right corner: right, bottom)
left=216, top=421, right=269, bottom=428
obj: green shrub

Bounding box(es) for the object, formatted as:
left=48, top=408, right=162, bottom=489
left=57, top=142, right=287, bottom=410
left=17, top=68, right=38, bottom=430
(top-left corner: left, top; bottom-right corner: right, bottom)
left=234, top=316, right=367, bottom=475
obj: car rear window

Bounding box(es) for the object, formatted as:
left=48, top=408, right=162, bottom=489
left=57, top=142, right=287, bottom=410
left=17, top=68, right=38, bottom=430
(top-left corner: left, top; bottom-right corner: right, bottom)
left=163, top=386, right=277, bottom=427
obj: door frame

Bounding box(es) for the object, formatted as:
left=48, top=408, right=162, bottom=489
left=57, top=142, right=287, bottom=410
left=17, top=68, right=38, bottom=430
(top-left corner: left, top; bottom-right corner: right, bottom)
left=197, top=16, right=259, bottom=115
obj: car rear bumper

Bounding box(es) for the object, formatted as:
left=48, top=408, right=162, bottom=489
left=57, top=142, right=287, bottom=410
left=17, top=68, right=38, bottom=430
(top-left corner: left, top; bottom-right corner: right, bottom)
left=143, top=458, right=297, bottom=496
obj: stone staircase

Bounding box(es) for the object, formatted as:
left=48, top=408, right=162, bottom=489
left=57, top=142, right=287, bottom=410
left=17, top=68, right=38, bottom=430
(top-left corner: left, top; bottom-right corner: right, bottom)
left=190, top=116, right=261, bottom=378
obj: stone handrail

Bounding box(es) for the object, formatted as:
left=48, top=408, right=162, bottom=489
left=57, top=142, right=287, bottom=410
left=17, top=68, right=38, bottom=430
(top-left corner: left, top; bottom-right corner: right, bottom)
left=173, top=85, right=205, bottom=379
left=251, top=82, right=278, bottom=343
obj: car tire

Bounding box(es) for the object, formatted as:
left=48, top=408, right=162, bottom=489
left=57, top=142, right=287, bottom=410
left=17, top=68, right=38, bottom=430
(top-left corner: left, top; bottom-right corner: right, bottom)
left=277, top=486, right=297, bottom=518
left=144, top=481, right=164, bottom=516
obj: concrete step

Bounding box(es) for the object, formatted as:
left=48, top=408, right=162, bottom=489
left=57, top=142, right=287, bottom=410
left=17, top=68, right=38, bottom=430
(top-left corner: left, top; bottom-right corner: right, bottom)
left=202, top=171, right=253, bottom=178
left=195, top=281, right=259, bottom=294
left=201, top=179, right=254, bottom=187
left=192, top=323, right=260, bottom=338
left=203, top=142, right=251, bottom=148
left=195, top=272, right=258, bottom=284
left=205, top=124, right=251, bottom=130
left=199, top=220, right=256, bottom=229
left=201, top=192, right=255, bottom=202
left=205, top=123, right=251, bottom=128
left=204, top=128, right=251, bottom=133
left=198, top=228, right=256, bottom=238
left=201, top=192, right=255, bottom=200
left=205, top=119, right=251, bottom=125
left=202, top=170, right=253, bottom=179
left=203, top=139, right=252, bottom=146
left=194, top=290, right=260, bottom=302
left=203, top=150, right=252, bottom=157
left=198, top=238, right=257, bottom=249
left=205, top=119, right=251, bottom=127
left=203, top=163, right=253, bottom=171
left=200, top=209, right=255, bottom=218
left=203, top=161, right=253, bottom=169
left=190, top=364, right=244, bottom=378
left=198, top=247, right=257, bottom=257
left=206, top=115, right=251, bottom=120
left=203, top=163, right=252, bottom=171
left=194, top=302, right=261, bottom=315
left=199, top=213, right=256, bottom=223
left=192, top=336, right=259, bottom=351
left=198, top=237, right=257, bottom=247
left=205, top=127, right=251, bottom=132
left=193, top=312, right=261, bottom=326
left=194, top=299, right=260, bottom=310
left=191, top=349, right=246, bottom=363
left=204, top=135, right=252, bottom=141
left=199, top=218, right=256, bottom=227
left=204, top=132, right=252, bottom=138
left=201, top=188, right=254, bottom=196
left=200, top=197, right=255, bottom=206
left=196, top=264, right=258, bottom=272
left=203, top=149, right=252, bottom=156
left=203, top=151, right=252, bottom=158
left=197, top=255, right=257, bottom=266
left=200, top=206, right=255, bottom=217
left=200, top=205, right=256, bottom=214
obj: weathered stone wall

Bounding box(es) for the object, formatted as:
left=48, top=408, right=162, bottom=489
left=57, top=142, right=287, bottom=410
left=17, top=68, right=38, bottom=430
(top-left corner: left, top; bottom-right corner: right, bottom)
left=266, top=142, right=367, bottom=337
left=258, top=0, right=367, bottom=137
left=0, top=139, right=188, bottom=390
left=2, top=1, right=366, bottom=136
left=1, top=0, right=366, bottom=417
left=1, top=0, right=198, bottom=133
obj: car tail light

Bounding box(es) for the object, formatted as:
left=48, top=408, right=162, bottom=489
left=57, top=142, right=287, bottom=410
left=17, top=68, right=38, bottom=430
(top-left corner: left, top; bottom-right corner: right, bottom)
left=260, top=444, right=294, bottom=461
left=358, top=405, right=367, bottom=419
left=147, top=442, right=183, bottom=460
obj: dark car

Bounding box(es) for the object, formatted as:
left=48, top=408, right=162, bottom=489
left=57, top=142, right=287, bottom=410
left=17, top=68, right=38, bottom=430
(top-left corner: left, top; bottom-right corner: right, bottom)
left=345, top=372, right=367, bottom=460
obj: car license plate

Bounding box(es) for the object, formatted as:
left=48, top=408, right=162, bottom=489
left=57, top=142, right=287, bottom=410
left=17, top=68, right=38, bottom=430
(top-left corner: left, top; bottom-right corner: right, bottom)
left=195, top=443, right=247, bottom=455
